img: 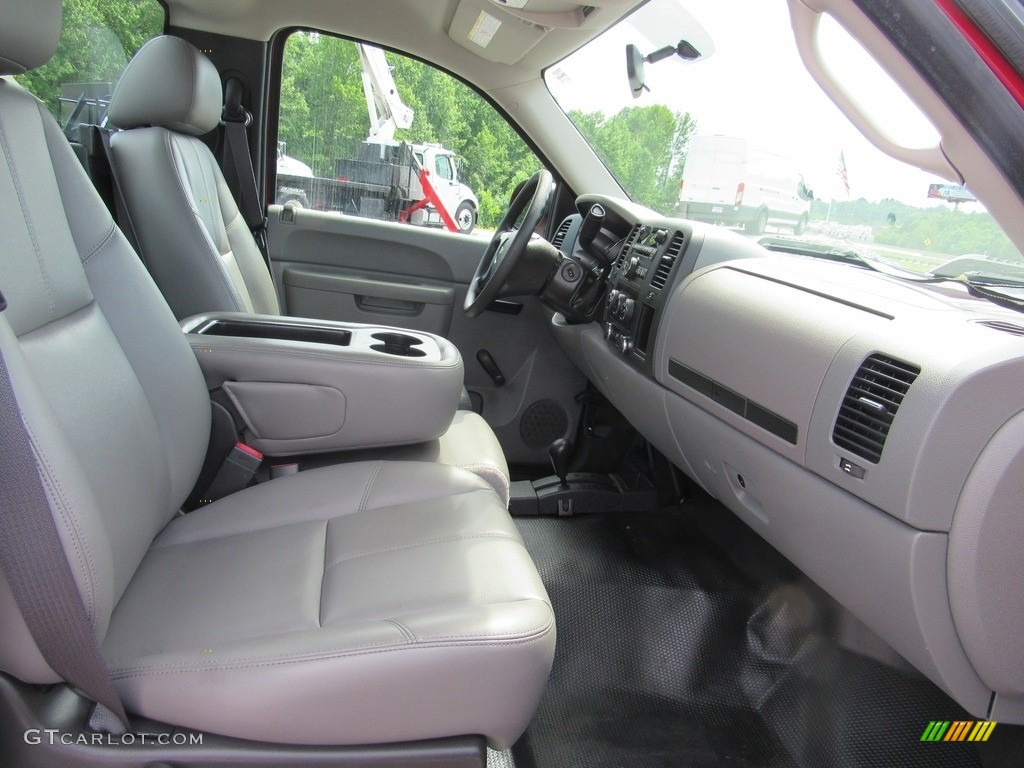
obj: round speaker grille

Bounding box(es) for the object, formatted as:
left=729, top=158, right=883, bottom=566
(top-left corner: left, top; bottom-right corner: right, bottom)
left=519, top=399, right=569, bottom=448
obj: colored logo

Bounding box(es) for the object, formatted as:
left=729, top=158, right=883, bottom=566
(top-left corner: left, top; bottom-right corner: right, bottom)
left=921, top=721, right=996, bottom=742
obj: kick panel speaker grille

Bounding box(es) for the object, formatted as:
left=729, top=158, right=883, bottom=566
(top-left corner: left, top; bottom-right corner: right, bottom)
left=832, top=354, right=920, bottom=464
left=520, top=400, right=569, bottom=448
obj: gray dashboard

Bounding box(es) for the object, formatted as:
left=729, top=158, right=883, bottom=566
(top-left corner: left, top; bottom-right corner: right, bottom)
left=551, top=194, right=1024, bottom=724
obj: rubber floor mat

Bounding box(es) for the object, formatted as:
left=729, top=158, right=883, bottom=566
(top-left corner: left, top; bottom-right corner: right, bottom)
left=512, top=503, right=1024, bottom=768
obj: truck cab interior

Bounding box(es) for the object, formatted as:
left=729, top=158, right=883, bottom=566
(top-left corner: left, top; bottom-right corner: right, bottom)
left=3, top=0, right=1024, bottom=766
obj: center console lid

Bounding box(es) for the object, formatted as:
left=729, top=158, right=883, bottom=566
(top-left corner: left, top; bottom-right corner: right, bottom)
left=182, top=312, right=464, bottom=455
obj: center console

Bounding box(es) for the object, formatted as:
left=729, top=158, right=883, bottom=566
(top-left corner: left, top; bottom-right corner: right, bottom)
left=601, top=223, right=692, bottom=374
left=181, top=312, right=464, bottom=455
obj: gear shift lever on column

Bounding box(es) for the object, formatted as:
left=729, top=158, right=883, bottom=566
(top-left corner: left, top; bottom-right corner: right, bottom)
left=548, top=438, right=573, bottom=486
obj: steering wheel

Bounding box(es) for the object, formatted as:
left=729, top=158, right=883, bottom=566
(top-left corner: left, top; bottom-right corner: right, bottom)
left=464, top=169, right=554, bottom=318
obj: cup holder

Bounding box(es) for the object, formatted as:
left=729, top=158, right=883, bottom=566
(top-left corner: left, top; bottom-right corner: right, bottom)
left=370, top=332, right=427, bottom=357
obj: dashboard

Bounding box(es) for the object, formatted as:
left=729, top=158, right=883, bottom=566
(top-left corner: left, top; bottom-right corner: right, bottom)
left=548, top=193, right=1024, bottom=724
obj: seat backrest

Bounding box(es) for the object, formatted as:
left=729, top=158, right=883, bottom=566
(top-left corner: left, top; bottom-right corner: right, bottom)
left=107, top=36, right=281, bottom=320
left=0, top=0, right=211, bottom=683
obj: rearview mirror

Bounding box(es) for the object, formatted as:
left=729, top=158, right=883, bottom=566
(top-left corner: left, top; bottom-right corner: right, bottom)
left=626, top=40, right=703, bottom=99
left=626, top=44, right=647, bottom=98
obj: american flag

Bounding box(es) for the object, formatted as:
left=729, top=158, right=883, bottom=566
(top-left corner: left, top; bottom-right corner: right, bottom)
left=836, top=151, right=850, bottom=196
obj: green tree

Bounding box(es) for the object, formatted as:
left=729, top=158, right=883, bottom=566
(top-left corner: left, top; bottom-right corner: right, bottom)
left=280, top=33, right=366, bottom=178
left=280, top=34, right=540, bottom=228
left=16, top=0, right=164, bottom=118
left=570, top=105, right=696, bottom=215
left=810, top=197, right=1019, bottom=262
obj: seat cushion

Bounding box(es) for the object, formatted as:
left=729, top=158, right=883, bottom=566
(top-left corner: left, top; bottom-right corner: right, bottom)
left=101, top=460, right=554, bottom=749
left=316, top=411, right=512, bottom=507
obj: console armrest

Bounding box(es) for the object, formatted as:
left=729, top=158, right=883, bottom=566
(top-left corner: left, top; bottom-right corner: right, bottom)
left=181, top=312, right=463, bottom=455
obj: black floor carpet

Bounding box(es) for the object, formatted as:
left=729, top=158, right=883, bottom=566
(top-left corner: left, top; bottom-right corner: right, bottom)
left=512, top=500, right=1024, bottom=768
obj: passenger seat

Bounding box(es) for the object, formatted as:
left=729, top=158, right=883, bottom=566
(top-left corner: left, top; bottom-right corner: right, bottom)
left=104, top=35, right=510, bottom=505
left=0, top=0, right=554, bottom=755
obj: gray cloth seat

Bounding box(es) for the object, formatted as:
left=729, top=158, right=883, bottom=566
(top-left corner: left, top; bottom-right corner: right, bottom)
left=0, top=0, right=553, bottom=750
left=105, top=35, right=510, bottom=505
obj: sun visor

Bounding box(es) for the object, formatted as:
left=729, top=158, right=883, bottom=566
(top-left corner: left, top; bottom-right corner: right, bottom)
left=449, top=0, right=549, bottom=64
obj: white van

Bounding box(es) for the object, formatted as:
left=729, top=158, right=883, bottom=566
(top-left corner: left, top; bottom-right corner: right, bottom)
left=677, top=135, right=813, bottom=235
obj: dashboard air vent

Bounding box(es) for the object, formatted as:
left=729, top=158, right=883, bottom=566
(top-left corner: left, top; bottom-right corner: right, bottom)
left=616, top=225, right=642, bottom=270
left=976, top=319, right=1024, bottom=337
left=832, top=354, right=920, bottom=464
left=551, top=218, right=572, bottom=250
left=650, top=232, right=684, bottom=290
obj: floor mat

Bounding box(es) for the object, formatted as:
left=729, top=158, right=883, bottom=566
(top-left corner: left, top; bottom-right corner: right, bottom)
left=512, top=501, right=1024, bottom=768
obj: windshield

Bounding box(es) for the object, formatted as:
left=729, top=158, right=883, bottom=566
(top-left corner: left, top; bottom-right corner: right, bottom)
left=544, top=0, right=1022, bottom=274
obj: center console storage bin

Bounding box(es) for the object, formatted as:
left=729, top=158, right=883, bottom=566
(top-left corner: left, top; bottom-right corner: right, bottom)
left=182, top=312, right=463, bottom=455
left=191, top=317, right=353, bottom=346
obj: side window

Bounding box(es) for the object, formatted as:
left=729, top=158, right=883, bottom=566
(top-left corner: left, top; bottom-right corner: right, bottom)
left=435, top=154, right=454, bottom=181
left=277, top=32, right=541, bottom=235
left=15, top=0, right=164, bottom=129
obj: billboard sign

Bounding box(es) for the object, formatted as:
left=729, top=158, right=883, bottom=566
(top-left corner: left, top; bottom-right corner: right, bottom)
left=927, top=184, right=976, bottom=203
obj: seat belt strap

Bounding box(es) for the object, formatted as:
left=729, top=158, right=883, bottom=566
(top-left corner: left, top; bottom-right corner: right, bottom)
left=0, top=290, right=129, bottom=735
left=221, top=78, right=272, bottom=273
left=199, top=441, right=263, bottom=505
left=96, top=126, right=145, bottom=266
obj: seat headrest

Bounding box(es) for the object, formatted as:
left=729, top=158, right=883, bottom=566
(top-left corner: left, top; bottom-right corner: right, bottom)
left=0, top=0, right=62, bottom=76
left=108, top=36, right=222, bottom=137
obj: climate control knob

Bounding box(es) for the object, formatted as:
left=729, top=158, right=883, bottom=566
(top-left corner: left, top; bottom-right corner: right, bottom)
left=620, top=297, right=635, bottom=323
left=625, top=256, right=641, bottom=280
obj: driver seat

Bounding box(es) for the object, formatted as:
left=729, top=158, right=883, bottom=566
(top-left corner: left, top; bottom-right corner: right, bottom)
left=104, top=36, right=510, bottom=505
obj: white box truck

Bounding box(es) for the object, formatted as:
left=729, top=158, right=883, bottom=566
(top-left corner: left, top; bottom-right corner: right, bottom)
left=677, top=135, right=813, bottom=235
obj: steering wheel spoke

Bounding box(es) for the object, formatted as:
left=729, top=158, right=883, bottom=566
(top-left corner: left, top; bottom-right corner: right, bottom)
left=464, top=170, right=556, bottom=317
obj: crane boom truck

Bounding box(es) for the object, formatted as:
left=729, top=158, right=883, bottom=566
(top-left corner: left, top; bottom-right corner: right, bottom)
left=359, top=44, right=413, bottom=143
left=276, top=43, right=479, bottom=233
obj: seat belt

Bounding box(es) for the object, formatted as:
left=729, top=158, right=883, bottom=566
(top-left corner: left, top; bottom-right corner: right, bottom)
left=94, top=125, right=145, bottom=264
left=0, top=290, right=129, bottom=735
left=221, top=78, right=272, bottom=272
